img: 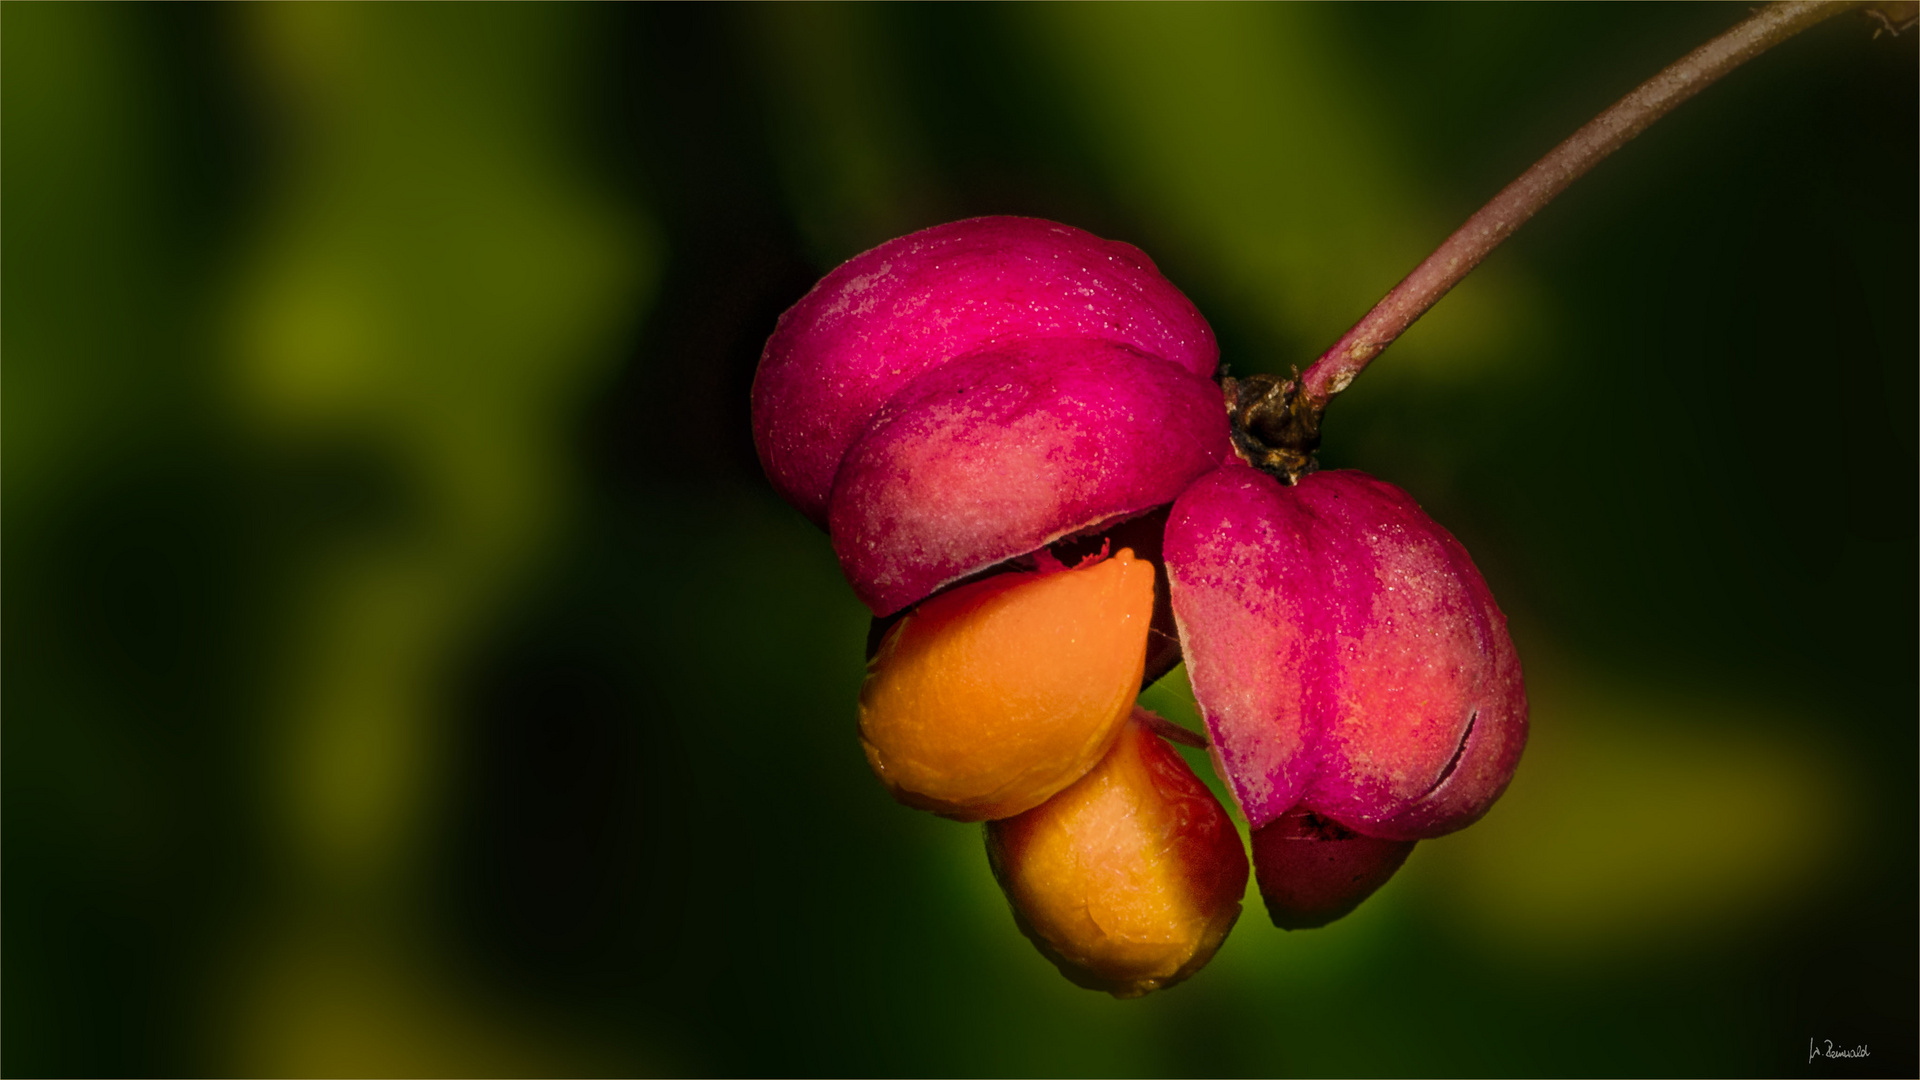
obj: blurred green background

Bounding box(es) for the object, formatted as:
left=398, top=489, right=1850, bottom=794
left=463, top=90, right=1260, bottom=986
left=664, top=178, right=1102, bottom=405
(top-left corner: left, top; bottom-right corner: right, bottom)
left=5, top=4, right=1914, bottom=1076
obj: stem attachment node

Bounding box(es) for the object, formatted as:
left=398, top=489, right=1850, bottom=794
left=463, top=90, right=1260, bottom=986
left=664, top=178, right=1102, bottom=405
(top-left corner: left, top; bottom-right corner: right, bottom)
left=1224, top=373, right=1321, bottom=484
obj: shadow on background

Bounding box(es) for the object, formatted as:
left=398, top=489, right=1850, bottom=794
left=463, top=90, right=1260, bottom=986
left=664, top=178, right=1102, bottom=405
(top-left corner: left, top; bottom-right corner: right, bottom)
left=5, top=4, right=1915, bottom=1076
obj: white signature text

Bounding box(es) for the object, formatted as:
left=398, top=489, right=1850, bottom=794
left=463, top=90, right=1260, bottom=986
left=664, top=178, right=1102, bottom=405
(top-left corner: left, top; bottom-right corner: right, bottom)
left=1808, top=1038, right=1870, bottom=1063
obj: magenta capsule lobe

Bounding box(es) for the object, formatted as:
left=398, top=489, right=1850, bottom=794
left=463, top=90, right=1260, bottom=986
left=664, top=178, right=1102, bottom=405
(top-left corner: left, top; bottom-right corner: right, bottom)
left=830, top=337, right=1229, bottom=616
left=752, top=216, right=1219, bottom=528
left=1165, top=465, right=1527, bottom=842
left=1250, top=807, right=1417, bottom=930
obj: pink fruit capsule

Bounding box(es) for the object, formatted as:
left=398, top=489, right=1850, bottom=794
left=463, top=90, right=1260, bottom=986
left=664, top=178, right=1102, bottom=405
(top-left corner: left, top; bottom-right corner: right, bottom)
left=1165, top=465, right=1527, bottom=842
left=752, top=216, right=1219, bottom=529
left=829, top=337, right=1229, bottom=616
left=1250, top=807, right=1416, bottom=930
left=755, top=213, right=1528, bottom=942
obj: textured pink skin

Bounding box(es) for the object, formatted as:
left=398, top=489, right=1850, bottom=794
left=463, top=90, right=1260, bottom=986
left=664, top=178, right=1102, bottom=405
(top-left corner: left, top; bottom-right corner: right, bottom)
left=1166, top=465, right=1527, bottom=842
left=753, top=216, right=1219, bottom=527
left=831, top=338, right=1230, bottom=616
left=1158, top=468, right=1324, bottom=823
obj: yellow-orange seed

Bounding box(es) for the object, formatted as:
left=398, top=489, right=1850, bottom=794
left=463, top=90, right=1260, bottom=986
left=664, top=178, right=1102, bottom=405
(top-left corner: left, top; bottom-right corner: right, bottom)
left=858, top=549, right=1155, bottom=822
left=986, top=714, right=1248, bottom=998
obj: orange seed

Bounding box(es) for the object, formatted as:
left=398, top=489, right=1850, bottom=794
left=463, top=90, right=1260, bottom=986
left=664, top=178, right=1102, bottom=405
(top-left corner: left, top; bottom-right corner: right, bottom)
left=858, top=549, right=1155, bottom=821
left=986, top=713, right=1249, bottom=997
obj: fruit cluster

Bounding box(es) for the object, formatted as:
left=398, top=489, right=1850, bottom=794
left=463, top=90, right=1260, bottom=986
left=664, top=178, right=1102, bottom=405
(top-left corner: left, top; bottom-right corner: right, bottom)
left=751, top=216, right=1527, bottom=995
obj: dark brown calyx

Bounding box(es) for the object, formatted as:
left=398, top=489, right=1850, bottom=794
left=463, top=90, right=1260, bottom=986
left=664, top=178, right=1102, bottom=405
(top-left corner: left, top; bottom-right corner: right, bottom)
left=1223, top=373, right=1321, bottom=484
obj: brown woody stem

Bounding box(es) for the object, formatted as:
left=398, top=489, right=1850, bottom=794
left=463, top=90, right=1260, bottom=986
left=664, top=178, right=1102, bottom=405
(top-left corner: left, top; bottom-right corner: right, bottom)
left=1296, top=1, right=1862, bottom=410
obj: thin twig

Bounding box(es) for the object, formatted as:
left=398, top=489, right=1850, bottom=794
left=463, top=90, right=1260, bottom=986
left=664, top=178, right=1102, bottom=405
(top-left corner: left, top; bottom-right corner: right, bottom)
left=1299, top=1, right=1861, bottom=406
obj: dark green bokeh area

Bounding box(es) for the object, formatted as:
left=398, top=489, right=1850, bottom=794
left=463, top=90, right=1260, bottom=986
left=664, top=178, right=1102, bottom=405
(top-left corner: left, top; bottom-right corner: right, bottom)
left=5, top=4, right=1915, bottom=1076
